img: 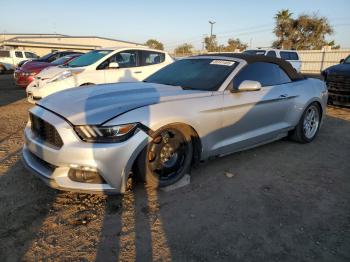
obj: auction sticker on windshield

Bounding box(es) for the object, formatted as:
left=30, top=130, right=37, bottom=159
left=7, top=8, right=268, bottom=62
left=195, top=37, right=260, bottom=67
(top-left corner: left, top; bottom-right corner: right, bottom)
left=210, top=60, right=235, bottom=66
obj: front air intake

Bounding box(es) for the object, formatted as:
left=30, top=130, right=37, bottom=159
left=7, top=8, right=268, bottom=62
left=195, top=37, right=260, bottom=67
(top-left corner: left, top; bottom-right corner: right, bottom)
left=29, top=113, right=63, bottom=149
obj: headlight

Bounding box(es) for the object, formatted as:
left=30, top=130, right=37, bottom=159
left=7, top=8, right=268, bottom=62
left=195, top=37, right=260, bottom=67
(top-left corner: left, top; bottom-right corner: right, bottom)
left=23, top=72, right=37, bottom=77
left=74, top=123, right=138, bottom=143
left=49, top=70, right=73, bottom=83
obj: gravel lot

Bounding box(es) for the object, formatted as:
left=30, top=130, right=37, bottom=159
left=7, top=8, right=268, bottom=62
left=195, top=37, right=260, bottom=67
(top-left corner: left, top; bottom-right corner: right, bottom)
left=0, top=74, right=349, bottom=262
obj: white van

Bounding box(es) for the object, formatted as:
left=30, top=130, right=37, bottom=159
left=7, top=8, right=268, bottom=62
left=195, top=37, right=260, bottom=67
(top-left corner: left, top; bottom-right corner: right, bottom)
left=0, top=50, right=39, bottom=73
left=243, top=49, right=301, bottom=73
left=26, top=47, right=173, bottom=103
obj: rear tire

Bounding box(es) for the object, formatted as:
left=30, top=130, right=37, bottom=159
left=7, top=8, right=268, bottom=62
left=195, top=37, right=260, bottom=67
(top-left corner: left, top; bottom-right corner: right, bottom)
left=135, top=126, right=193, bottom=188
left=290, top=102, right=321, bottom=143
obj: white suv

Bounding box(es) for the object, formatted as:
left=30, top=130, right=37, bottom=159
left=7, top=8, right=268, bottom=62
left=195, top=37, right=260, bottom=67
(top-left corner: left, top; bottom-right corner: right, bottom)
left=243, top=49, right=301, bottom=73
left=0, top=50, right=39, bottom=73
left=26, top=47, right=173, bottom=103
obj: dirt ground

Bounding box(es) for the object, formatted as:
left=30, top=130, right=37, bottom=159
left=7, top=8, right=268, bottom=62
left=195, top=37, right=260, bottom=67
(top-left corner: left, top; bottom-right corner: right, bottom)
left=0, top=74, right=349, bottom=262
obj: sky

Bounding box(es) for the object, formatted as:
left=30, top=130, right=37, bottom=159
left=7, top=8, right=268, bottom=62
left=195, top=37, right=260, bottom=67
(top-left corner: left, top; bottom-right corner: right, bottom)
left=1, top=0, right=349, bottom=51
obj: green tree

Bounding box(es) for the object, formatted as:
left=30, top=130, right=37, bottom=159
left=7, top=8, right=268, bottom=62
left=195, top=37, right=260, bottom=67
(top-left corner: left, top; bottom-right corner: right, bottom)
left=224, top=38, right=248, bottom=52
left=204, top=35, right=218, bottom=52
left=144, top=39, right=164, bottom=50
left=174, top=43, right=194, bottom=55
left=293, top=14, right=333, bottom=49
left=272, top=10, right=337, bottom=50
left=204, top=36, right=247, bottom=52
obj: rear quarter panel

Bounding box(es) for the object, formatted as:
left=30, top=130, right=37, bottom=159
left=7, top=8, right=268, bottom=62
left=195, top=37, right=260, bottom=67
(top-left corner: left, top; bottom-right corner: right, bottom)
left=286, top=78, right=327, bottom=127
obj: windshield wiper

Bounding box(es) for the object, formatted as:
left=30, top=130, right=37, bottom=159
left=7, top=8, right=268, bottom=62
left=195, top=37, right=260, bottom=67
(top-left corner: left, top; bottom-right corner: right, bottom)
left=142, top=80, right=192, bottom=90
left=180, top=86, right=193, bottom=90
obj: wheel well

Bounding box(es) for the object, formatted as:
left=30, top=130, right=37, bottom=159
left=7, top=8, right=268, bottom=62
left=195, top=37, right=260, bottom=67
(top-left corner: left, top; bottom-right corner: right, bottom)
left=134, top=123, right=202, bottom=169
left=80, top=83, right=95, bottom=86
left=311, top=101, right=323, bottom=118
left=171, top=123, right=202, bottom=166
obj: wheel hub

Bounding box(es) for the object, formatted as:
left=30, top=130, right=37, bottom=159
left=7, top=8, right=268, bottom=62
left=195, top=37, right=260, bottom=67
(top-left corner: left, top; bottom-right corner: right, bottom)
left=303, top=106, right=320, bottom=139
left=160, top=143, right=178, bottom=168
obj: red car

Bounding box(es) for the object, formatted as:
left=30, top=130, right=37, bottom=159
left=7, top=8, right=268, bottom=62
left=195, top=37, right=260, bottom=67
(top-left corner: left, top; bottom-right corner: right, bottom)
left=14, top=54, right=82, bottom=88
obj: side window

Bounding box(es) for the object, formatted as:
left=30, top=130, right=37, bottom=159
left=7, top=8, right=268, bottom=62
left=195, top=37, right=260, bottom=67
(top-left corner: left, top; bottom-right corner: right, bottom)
left=280, top=51, right=299, bottom=60
left=25, top=52, right=37, bottom=58
left=280, top=52, right=289, bottom=60
left=98, top=50, right=139, bottom=69
left=116, top=50, right=138, bottom=68
left=233, top=62, right=291, bottom=88
left=59, top=52, right=73, bottom=58
left=15, top=51, right=23, bottom=58
left=0, top=51, right=10, bottom=57
left=140, top=51, right=165, bottom=66
left=47, top=54, right=58, bottom=62
left=289, top=52, right=299, bottom=60
left=266, top=51, right=276, bottom=57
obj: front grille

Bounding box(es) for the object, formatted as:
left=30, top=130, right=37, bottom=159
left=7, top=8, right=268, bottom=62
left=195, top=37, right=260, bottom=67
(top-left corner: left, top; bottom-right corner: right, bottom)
left=326, top=74, right=350, bottom=93
left=30, top=113, right=63, bottom=148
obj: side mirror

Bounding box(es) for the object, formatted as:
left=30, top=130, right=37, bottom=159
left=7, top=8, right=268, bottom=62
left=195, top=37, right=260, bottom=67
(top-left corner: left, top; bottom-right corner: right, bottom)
left=339, top=59, right=345, bottom=64
left=108, top=62, right=119, bottom=69
left=235, top=80, right=261, bottom=92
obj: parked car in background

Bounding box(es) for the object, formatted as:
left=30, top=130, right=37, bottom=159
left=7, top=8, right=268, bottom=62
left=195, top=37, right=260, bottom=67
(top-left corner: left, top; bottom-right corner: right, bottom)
left=243, top=49, right=301, bottom=72
left=0, top=50, right=39, bottom=74
left=26, top=47, right=173, bottom=103
left=322, top=55, right=350, bottom=107
left=17, top=50, right=84, bottom=68
left=22, top=54, right=327, bottom=194
left=14, top=54, right=82, bottom=88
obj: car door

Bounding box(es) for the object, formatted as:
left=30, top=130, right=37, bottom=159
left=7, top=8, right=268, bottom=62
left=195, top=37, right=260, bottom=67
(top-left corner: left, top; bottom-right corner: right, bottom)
left=137, top=50, right=167, bottom=80
left=219, top=62, right=294, bottom=155
left=100, top=50, right=140, bottom=83
left=14, top=51, right=25, bottom=65
left=0, top=50, right=12, bottom=69
left=280, top=51, right=301, bottom=72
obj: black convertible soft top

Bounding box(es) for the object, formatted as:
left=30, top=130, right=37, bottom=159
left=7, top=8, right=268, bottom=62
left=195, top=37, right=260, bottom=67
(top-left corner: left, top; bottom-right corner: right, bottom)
left=196, top=53, right=304, bottom=81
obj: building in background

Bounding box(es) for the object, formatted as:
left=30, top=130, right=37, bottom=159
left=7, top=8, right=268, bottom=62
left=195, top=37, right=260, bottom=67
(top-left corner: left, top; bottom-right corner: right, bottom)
left=0, top=33, right=144, bottom=56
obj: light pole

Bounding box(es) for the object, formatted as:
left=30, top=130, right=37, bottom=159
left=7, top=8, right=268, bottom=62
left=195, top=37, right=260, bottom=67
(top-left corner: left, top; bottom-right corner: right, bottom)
left=208, top=20, right=216, bottom=38
left=208, top=21, right=216, bottom=52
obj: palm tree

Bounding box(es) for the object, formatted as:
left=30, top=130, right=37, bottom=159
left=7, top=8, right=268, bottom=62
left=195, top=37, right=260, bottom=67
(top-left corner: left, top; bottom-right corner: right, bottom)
left=273, top=9, right=294, bottom=49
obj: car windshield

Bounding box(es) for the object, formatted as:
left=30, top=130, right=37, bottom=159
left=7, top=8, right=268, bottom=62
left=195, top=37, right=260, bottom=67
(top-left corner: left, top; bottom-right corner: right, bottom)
left=51, top=56, right=74, bottom=65
left=243, top=50, right=266, bottom=55
left=67, top=50, right=112, bottom=67
left=144, top=58, right=237, bottom=91
left=39, top=52, right=58, bottom=61
left=344, top=56, right=350, bottom=63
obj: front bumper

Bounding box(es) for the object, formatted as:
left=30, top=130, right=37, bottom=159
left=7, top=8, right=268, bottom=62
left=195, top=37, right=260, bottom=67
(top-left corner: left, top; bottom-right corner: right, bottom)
left=26, top=78, right=76, bottom=104
left=14, top=71, right=35, bottom=88
left=22, top=106, right=149, bottom=194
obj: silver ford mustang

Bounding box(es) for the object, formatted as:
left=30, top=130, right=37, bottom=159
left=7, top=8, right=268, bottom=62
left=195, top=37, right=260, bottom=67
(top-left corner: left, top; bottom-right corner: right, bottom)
left=22, top=54, right=328, bottom=194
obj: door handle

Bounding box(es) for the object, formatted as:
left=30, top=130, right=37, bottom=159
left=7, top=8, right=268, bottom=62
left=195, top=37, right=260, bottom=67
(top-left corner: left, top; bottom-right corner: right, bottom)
left=134, top=71, right=142, bottom=74
left=279, top=94, right=289, bottom=99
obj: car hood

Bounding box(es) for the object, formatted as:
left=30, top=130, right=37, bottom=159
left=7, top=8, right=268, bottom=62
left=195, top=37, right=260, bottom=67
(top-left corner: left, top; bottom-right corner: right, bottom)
left=36, top=65, right=84, bottom=79
left=37, top=82, right=212, bottom=125
left=325, top=63, right=350, bottom=76
left=21, top=61, right=52, bottom=72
